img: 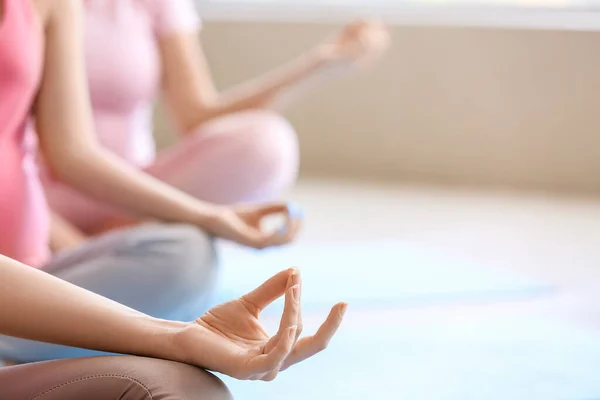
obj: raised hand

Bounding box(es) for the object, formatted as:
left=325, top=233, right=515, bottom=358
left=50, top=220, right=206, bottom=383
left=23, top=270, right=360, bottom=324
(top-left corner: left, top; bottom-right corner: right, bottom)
left=319, top=20, right=391, bottom=69
left=179, top=268, right=346, bottom=380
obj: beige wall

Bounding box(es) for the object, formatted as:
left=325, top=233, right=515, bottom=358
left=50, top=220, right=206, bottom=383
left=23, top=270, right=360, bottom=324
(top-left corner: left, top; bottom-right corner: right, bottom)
left=156, top=22, right=600, bottom=194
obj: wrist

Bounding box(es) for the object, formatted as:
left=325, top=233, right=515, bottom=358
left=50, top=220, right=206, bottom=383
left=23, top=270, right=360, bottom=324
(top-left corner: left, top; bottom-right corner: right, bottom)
left=168, top=321, right=214, bottom=367
left=190, top=204, right=224, bottom=234
left=181, top=199, right=222, bottom=230
left=144, top=318, right=192, bottom=362
left=307, top=44, right=337, bottom=69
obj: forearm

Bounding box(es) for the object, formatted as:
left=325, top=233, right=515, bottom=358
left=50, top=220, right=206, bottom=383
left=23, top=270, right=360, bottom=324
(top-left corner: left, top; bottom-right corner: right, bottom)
left=187, top=48, right=332, bottom=130
left=0, top=255, right=185, bottom=361
left=164, top=20, right=389, bottom=134
left=48, top=144, right=214, bottom=227
left=35, top=0, right=216, bottom=229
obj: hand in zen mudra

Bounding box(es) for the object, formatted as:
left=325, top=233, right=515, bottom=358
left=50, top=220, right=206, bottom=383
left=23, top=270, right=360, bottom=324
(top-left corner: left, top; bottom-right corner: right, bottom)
left=181, top=268, right=347, bottom=380
left=320, top=20, right=391, bottom=69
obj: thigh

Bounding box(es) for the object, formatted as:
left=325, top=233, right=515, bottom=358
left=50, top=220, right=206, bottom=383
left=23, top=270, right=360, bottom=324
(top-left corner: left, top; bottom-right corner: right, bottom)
left=0, top=223, right=218, bottom=362
left=0, top=356, right=232, bottom=400
left=45, top=223, right=217, bottom=318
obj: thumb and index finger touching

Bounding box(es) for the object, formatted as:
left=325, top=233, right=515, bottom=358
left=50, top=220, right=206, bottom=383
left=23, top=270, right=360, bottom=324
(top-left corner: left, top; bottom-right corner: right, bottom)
left=237, top=202, right=303, bottom=249
left=241, top=268, right=302, bottom=375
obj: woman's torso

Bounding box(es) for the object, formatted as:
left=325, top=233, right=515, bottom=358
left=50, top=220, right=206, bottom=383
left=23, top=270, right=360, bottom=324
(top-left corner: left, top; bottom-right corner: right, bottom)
left=0, top=0, right=47, bottom=266
left=83, top=0, right=199, bottom=167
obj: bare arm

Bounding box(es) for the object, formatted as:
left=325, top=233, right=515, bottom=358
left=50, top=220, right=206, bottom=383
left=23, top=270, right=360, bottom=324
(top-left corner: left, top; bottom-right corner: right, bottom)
left=160, top=21, right=390, bottom=134
left=35, top=0, right=214, bottom=227
left=0, top=254, right=184, bottom=360
left=0, top=254, right=344, bottom=380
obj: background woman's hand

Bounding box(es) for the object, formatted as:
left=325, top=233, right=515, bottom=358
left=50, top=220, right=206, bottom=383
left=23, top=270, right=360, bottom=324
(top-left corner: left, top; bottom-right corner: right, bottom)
left=178, top=268, right=347, bottom=380
left=319, top=20, right=391, bottom=69
left=203, top=203, right=302, bottom=249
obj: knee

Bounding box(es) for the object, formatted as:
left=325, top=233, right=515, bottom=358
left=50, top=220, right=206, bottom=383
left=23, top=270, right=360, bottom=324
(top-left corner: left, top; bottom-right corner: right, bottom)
left=241, top=110, right=299, bottom=184
left=127, top=224, right=218, bottom=318
left=205, top=110, right=299, bottom=194
left=18, top=356, right=233, bottom=400
left=161, top=224, right=218, bottom=299
left=126, top=357, right=234, bottom=400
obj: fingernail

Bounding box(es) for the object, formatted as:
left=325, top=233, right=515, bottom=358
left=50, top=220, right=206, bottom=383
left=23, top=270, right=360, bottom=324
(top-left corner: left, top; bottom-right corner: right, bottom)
left=288, top=326, right=297, bottom=340
left=286, top=202, right=304, bottom=219
left=291, top=269, right=300, bottom=285
left=291, top=285, right=300, bottom=302
left=286, top=269, right=296, bottom=286
left=339, top=303, right=348, bottom=318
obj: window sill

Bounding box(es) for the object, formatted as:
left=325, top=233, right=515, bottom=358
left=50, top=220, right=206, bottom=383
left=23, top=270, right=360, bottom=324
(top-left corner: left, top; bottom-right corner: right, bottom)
left=197, top=1, right=600, bottom=31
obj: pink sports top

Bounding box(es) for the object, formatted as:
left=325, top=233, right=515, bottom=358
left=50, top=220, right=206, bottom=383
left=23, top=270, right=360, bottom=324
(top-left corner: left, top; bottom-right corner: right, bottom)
left=0, top=0, right=47, bottom=266
left=82, top=0, right=199, bottom=167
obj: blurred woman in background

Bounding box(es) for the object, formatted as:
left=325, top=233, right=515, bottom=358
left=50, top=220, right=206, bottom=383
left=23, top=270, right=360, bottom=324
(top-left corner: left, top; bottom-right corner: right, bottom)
left=45, top=0, right=390, bottom=249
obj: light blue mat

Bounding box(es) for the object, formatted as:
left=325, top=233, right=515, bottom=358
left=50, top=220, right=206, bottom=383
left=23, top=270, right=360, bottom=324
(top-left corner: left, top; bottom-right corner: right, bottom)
left=212, top=240, right=553, bottom=311
left=218, top=315, right=600, bottom=400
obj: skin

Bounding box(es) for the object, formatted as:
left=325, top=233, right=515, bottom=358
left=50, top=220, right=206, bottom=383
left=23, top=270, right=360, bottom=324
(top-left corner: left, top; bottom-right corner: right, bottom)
left=48, top=13, right=391, bottom=250
left=0, top=254, right=346, bottom=380
left=159, top=19, right=391, bottom=133
left=33, top=0, right=300, bottom=253
left=1, top=0, right=346, bottom=378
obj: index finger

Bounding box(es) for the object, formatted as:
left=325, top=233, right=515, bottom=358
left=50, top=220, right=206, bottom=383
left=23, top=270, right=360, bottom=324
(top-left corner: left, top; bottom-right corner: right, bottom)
left=268, top=222, right=301, bottom=247
left=268, top=203, right=303, bottom=246
left=254, top=202, right=289, bottom=217
left=241, top=268, right=294, bottom=313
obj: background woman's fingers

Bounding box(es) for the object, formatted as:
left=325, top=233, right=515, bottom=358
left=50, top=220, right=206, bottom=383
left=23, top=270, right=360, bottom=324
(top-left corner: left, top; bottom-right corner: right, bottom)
left=270, top=203, right=302, bottom=245
left=284, top=217, right=302, bottom=241
left=256, top=202, right=289, bottom=217
left=285, top=202, right=304, bottom=219
left=241, top=268, right=294, bottom=314
left=230, top=216, right=269, bottom=248
left=280, top=302, right=347, bottom=371
left=356, top=24, right=390, bottom=67
left=246, top=326, right=297, bottom=376
left=248, top=202, right=302, bottom=248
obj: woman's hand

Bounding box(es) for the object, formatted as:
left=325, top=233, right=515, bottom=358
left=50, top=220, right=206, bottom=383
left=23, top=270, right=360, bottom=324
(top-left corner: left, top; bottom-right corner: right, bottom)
left=1, top=256, right=344, bottom=377
left=178, top=268, right=346, bottom=380
left=87, top=202, right=302, bottom=249
left=202, top=203, right=302, bottom=249
left=319, top=20, right=391, bottom=69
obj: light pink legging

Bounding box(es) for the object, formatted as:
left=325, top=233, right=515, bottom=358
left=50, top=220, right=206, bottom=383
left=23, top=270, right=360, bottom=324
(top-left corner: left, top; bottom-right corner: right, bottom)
left=43, top=110, right=299, bottom=233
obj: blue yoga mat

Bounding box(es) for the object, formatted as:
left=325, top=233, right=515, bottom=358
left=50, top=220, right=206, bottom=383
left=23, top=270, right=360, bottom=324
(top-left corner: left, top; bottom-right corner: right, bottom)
left=219, top=315, right=600, bottom=400
left=212, top=240, right=553, bottom=311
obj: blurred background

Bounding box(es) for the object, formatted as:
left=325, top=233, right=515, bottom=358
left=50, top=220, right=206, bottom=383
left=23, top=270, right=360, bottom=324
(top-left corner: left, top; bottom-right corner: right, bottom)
left=158, top=0, right=600, bottom=193
left=156, top=1, right=600, bottom=398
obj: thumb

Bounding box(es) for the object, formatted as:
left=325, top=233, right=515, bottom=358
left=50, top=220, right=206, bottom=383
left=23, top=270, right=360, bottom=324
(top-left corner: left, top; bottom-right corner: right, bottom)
left=229, top=216, right=270, bottom=249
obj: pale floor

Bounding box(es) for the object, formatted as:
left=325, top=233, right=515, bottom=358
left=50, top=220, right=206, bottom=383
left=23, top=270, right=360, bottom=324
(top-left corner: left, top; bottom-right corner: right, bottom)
left=287, top=178, right=600, bottom=331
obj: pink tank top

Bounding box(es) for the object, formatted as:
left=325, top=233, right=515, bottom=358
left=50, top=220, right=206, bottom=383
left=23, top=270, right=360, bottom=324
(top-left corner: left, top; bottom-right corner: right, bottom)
left=0, top=0, right=48, bottom=267
left=83, top=0, right=199, bottom=167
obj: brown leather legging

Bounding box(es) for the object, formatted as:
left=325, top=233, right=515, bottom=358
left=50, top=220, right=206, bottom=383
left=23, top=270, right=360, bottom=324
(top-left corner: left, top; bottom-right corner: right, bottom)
left=0, top=356, right=233, bottom=400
